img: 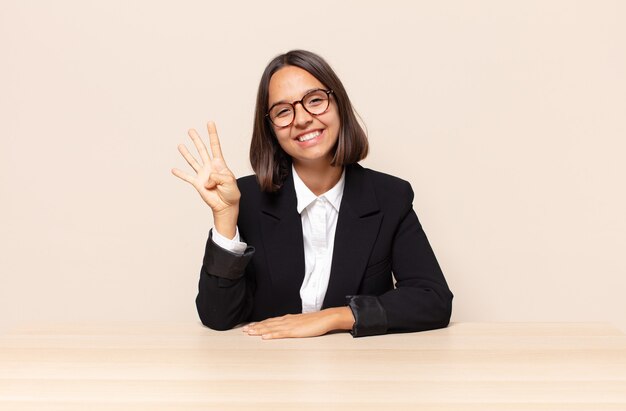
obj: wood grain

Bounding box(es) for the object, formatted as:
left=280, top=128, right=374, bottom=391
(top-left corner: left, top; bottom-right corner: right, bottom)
left=1, top=322, right=624, bottom=410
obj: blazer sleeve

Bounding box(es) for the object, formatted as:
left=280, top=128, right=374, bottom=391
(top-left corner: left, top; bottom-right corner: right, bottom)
left=348, top=182, right=453, bottom=337
left=195, top=230, right=256, bottom=330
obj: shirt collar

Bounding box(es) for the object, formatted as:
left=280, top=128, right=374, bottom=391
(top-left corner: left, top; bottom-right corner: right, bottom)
left=292, top=164, right=346, bottom=214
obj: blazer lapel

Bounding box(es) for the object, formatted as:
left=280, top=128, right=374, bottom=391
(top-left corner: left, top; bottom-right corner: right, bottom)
left=259, top=172, right=305, bottom=314
left=323, top=164, right=382, bottom=308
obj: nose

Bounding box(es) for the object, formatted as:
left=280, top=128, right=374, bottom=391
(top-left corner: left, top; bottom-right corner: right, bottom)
left=292, top=102, right=313, bottom=127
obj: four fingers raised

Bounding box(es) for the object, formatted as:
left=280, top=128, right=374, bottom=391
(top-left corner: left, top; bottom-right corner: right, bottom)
left=174, top=121, right=236, bottom=205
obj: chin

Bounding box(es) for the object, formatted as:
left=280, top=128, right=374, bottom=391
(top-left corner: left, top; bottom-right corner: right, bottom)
left=293, top=152, right=335, bottom=165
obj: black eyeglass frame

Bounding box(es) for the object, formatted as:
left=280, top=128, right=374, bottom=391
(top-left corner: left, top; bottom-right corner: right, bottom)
left=265, top=89, right=334, bottom=128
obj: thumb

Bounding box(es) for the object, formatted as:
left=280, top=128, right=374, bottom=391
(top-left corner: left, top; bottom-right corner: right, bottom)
left=204, top=172, right=231, bottom=190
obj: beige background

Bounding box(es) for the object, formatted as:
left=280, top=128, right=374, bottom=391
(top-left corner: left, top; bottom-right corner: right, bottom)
left=1, top=0, right=624, bottom=333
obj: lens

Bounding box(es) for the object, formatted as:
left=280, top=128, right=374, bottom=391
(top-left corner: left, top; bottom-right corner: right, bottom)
left=303, top=90, right=329, bottom=115
left=269, top=104, right=294, bottom=127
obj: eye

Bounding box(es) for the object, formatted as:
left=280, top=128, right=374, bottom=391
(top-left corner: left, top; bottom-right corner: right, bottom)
left=304, top=91, right=328, bottom=108
left=276, top=108, right=291, bottom=118
left=271, top=105, right=293, bottom=118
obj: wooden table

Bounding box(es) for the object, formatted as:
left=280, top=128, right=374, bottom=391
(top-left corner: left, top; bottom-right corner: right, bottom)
left=1, top=322, right=625, bottom=410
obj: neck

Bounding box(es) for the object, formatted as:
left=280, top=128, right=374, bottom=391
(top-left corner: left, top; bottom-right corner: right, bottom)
left=293, top=161, right=343, bottom=196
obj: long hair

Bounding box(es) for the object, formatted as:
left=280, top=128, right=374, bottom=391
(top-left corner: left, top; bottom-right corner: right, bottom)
left=250, top=50, right=368, bottom=192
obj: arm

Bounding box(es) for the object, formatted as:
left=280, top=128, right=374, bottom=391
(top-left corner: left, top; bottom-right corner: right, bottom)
left=196, top=229, right=256, bottom=330
left=172, top=121, right=251, bottom=330
left=350, top=182, right=453, bottom=337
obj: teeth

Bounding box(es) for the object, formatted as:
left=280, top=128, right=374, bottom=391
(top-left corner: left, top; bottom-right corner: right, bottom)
left=298, top=130, right=321, bottom=142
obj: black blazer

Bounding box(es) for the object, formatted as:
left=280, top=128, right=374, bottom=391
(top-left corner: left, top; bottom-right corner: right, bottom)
left=196, top=163, right=453, bottom=337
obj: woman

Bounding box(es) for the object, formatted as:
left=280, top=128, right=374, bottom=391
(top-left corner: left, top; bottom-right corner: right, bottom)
left=172, top=50, right=453, bottom=338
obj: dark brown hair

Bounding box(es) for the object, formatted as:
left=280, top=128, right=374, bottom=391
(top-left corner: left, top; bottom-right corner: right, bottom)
left=250, top=50, right=368, bottom=192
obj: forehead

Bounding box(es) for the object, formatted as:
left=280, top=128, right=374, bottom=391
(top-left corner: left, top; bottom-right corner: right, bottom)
left=268, top=66, right=325, bottom=105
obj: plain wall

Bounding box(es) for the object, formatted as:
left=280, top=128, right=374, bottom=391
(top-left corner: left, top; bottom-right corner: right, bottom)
left=1, top=0, right=625, bottom=333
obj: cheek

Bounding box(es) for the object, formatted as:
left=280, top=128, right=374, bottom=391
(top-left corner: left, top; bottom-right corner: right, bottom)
left=325, top=108, right=341, bottom=132
left=274, top=128, right=290, bottom=143
left=273, top=129, right=294, bottom=152
left=327, top=115, right=341, bottom=140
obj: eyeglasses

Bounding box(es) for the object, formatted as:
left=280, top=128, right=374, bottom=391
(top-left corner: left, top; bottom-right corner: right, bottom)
left=266, top=89, right=334, bottom=128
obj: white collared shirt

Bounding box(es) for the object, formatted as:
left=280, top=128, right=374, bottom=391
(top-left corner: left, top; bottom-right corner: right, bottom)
left=211, top=165, right=346, bottom=313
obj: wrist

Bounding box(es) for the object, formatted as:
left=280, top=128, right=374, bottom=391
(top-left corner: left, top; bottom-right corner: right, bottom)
left=214, top=210, right=238, bottom=240
left=326, top=307, right=355, bottom=332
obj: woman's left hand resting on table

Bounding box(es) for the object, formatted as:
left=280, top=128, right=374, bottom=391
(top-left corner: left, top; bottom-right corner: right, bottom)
left=242, top=307, right=355, bottom=339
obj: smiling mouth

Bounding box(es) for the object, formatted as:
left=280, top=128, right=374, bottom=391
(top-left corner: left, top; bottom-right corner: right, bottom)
left=296, top=130, right=322, bottom=142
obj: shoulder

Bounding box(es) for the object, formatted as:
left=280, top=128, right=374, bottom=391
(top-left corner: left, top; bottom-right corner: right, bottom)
left=236, top=174, right=262, bottom=204
left=350, top=164, right=414, bottom=201
left=236, top=174, right=260, bottom=192
left=234, top=175, right=263, bottom=229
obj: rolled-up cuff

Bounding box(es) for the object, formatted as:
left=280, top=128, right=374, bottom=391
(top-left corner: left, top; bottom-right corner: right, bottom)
left=203, top=230, right=255, bottom=280
left=346, top=295, right=388, bottom=337
left=210, top=227, right=248, bottom=255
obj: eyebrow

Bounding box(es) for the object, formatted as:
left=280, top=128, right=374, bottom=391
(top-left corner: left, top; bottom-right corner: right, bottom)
left=269, top=88, right=319, bottom=107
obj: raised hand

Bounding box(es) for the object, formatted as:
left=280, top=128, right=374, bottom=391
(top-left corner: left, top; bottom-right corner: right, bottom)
left=172, top=121, right=240, bottom=238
